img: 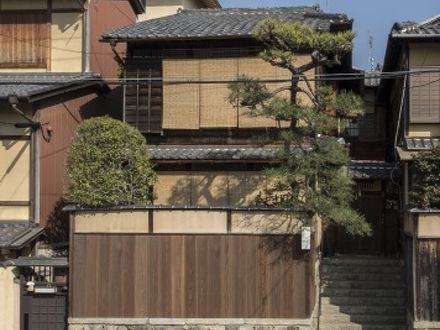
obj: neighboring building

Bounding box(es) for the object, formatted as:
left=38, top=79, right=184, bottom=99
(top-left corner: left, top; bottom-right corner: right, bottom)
left=138, top=0, right=220, bottom=21
left=0, top=1, right=145, bottom=329
left=380, top=14, right=440, bottom=329
left=65, top=6, right=403, bottom=330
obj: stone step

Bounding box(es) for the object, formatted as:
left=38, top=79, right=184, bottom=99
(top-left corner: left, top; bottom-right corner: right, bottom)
left=321, top=264, right=401, bottom=274
left=321, top=296, right=405, bottom=306
left=321, top=272, right=403, bottom=282
left=320, top=314, right=406, bottom=325
left=319, top=324, right=407, bottom=330
left=321, top=279, right=404, bottom=289
left=322, top=257, right=401, bottom=267
left=320, top=304, right=406, bottom=316
left=321, top=288, right=404, bottom=298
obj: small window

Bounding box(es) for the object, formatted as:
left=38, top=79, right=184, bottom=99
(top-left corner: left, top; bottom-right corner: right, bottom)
left=0, top=12, right=49, bottom=68
left=342, top=118, right=360, bottom=138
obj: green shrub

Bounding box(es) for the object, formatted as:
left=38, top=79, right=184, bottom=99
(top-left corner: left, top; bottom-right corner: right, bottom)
left=66, top=116, right=157, bottom=207
left=411, top=146, right=440, bottom=209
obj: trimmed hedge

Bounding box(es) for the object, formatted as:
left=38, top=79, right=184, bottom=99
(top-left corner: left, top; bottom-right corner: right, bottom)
left=66, top=116, right=157, bottom=207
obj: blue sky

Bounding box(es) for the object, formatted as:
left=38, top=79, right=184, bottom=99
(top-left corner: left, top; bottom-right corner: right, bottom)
left=220, top=0, right=440, bottom=70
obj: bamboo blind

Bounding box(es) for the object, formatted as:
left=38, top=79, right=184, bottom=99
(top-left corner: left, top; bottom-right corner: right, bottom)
left=155, top=172, right=191, bottom=205
left=229, top=172, right=267, bottom=206
left=155, top=171, right=269, bottom=207
left=191, top=173, right=230, bottom=206
left=0, top=12, right=49, bottom=67
left=162, top=55, right=313, bottom=129
left=199, top=58, right=239, bottom=128
left=163, top=59, right=200, bottom=129
left=410, top=69, right=440, bottom=123
left=238, top=58, right=280, bottom=128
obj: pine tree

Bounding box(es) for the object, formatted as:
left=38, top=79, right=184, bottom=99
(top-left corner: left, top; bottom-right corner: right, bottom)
left=228, top=19, right=370, bottom=236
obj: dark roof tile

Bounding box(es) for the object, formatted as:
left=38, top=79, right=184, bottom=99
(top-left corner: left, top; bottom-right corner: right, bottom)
left=393, top=15, right=440, bottom=37
left=102, top=7, right=351, bottom=41
left=0, top=221, right=43, bottom=249
left=148, top=145, right=396, bottom=180
left=0, top=73, right=106, bottom=101
left=405, top=137, right=440, bottom=150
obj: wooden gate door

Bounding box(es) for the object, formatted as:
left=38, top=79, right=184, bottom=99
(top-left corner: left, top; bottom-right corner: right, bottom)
left=336, top=193, right=384, bottom=254
left=21, top=293, right=67, bottom=330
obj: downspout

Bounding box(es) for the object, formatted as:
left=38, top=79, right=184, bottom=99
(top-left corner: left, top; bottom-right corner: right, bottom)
left=84, top=2, right=91, bottom=72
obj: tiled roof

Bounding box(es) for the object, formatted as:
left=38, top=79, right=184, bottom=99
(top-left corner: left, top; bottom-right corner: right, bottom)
left=405, top=137, right=440, bottom=150
left=348, top=161, right=398, bottom=180
left=0, top=73, right=106, bottom=102
left=2, top=257, right=68, bottom=268
left=102, top=6, right=351, bottom=41
left=392, top=15, right=440, bottom=37
left=0, top=221, right=43, bottom=249
left=148, top=145, right=396, bottom=179
left=148, top=145, right=279, bottom=161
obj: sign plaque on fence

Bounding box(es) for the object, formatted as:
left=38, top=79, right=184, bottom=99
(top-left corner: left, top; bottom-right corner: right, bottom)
left=301, top=226, right=311, bottom=250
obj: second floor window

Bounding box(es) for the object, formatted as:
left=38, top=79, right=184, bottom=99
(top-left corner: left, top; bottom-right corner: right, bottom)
left=0, top=12, right=49, bottom=68
left=410, top=68, right=440, bottom=123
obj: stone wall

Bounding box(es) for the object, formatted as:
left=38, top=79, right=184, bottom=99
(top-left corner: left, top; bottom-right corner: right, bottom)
left=68, top=318, right=315, bottom=330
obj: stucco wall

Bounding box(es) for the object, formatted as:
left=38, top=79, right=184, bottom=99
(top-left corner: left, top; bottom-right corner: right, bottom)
left=155, top=171, right=270, bottom=207
left=0, top=104, right=32, bottom=221
left=138, top=0, right=209, bottom=21
left=0, top=267, right=20, bottom=330
left=51, top=12, right=83, bottom=72
left=409, top=43, right=440, bottom=68
left=408, top=124, right=440, bottom=138
left=138, top=0, right=182, bottom=21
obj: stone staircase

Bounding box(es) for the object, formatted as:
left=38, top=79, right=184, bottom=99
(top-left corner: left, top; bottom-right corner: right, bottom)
left=319, top=255, right=407, bottom=330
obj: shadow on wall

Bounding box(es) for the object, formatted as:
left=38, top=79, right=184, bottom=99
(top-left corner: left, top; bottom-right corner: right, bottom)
left=80, top=87, right=123, bottom=120
left=164, top=173, right=267, bottom=207
left=45, top=198, right=69, bottom=244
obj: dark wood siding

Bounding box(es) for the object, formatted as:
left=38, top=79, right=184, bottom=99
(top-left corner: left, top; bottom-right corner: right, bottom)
left=89, top=0, right=137, bottom=79
left=0, top=12, right=49, bottom=68
left=36, top=89, right=122, bottom=240
left=416, top=238, right=440, bottom=321
left=71, top=234, right=314, bottom=319
left=124, top=60, right=163, bottom=133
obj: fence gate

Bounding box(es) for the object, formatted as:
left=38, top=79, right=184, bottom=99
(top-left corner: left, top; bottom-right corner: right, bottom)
left=21, top=291, right=67, bottom=330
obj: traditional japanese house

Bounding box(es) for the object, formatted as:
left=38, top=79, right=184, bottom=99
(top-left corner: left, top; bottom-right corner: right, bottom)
left=380, top=14, right=440, bottom=329
left=65, top=6, right=403, bottom=330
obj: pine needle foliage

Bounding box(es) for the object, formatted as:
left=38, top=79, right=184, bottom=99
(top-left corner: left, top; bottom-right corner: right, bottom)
left=411, top=146, right=440, bottom=209
left=229, top=19, right=370, bottom=236
left=66, top=116, right=157, bottom=208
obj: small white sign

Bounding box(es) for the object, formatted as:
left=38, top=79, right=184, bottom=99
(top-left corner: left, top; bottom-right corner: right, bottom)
left=34, top=287, right=57, bottom=294
left=301, top=226, right=311, bottom=250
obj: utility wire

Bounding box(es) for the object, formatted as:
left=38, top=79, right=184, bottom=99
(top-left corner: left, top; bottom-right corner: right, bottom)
left=0, top=68, right=439, bottom=85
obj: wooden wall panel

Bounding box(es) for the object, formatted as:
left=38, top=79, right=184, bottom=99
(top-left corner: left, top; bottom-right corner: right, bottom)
left=416, top=239, right=440, bottom=321
left=71, top=234, right=313, bottom=319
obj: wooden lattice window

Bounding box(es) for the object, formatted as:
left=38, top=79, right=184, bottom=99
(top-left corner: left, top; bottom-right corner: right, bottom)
left=0, top=12, right=49, bottom=68
left=124, top=60, right=163, bottom=133
left=410, top=68, right=440, bottom=123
